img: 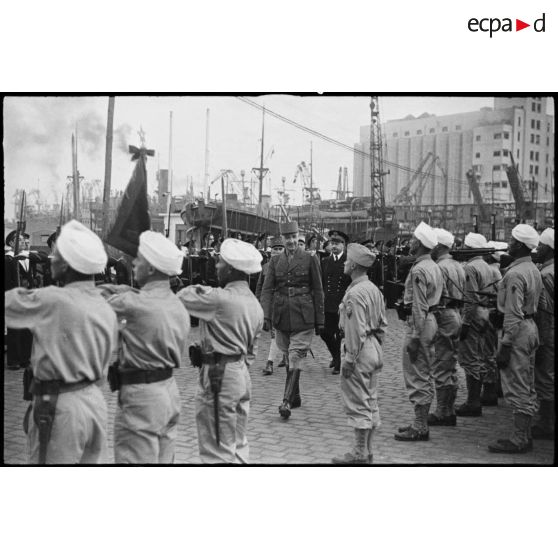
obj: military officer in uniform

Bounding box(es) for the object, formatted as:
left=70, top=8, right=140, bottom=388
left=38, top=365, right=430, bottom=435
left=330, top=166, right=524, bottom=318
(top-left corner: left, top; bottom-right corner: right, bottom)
left=456, top=232, right=494, bottom=417
left=320, top=229, right=351, bottom=374
left=100, top=231, right=190, bottom=464
left=5, top=220, right=117, bottom=464
left=428, top=227, right=466, bottom=426
left=260, top=220, right=325, bottom=419
left=332, top=244, right=387, bottom=464
left=395, top=222, right=442, bottom=442
left=255, top=236, right=285, bottom=376
left=178, top=239, right=264, bottom=463
left=489, top=224, right=542, bottom=453
left=532, top=228, right=554, bottom=440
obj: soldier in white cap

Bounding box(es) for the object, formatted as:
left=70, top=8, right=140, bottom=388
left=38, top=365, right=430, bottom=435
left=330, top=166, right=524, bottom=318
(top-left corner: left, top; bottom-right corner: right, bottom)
left=5, top=220, right=118, bottom=464
left=99, top=231, right=190, bottom=464
left=331, top=244, right=387, bottom=464
left=395, top=222, right=443, bottom=441
left=456, top=232, right=494, bottom=417
left=428, top=228, right=466, bottom=426
left=489, top=224, right=543, bottom=453
left=260, top=220, right=325, bottom=419
left=178, top=238, right=264, bottom=463
left=532, top=228, right=554, bottom=440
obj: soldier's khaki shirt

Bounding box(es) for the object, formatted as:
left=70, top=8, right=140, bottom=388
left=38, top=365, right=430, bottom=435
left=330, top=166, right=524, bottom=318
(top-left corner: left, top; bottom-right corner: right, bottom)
left=497, top=256, right=543, bottom=345
left=462, top=256, right=494, bottom=326
left=403, top=254, right=443, bottom=337
left=437, top=253, right=466, bottom=303
left=178, top=280, right=264, bottom=365
left=5, top=281, right=118, bottom=382
left=339, top=275, right=387, bottom=364
left=535, top=258, right=554, bottom=337
left=105, top=280, right=191, bottom=370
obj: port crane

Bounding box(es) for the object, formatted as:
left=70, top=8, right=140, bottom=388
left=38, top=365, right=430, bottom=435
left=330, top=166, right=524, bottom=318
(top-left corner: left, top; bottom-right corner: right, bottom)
left=505, top=153, right=535, bottom=221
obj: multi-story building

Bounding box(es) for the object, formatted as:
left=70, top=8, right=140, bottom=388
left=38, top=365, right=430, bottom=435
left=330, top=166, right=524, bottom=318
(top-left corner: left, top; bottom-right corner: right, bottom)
left=353, top=97, right=554, bottom=207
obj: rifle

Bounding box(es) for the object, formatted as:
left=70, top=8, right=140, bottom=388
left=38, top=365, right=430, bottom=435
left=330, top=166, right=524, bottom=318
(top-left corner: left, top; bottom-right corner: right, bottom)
left=13, top=191, right=27, bottom=287
left=449, top=247, right=496, bottom=262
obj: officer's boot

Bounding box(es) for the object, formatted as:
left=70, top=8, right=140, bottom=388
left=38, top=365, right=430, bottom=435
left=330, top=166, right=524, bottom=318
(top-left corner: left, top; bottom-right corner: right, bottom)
left=291, top=370, right=302, bottom=409
left=428, top=386, right=457, bottom=426
left=279, top=368, right=300, bottom=419
left=455, top=375, right=482, bottom=417
left=532, top=399, right=555, bottom=440
left=332, top=428, right=370, bottom=464
left=480, top=381, right=499, bottom=406
left=488, top=413, right=533, bottom=454
left=278, top=354, right=287, bottom=368
left=366, top=428, right=374, bottom=464
left=262, top=360, right=273, bottom=376
left=395, top=404, right=430, bottom=441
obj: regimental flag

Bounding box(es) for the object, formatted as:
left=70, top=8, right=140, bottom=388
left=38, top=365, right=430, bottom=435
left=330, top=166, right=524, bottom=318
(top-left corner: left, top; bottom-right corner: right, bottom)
left=106, top=145, right=154, bottom=256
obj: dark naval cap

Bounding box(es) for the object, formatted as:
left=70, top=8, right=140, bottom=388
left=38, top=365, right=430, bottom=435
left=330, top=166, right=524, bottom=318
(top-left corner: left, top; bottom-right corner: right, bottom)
left=347, top=243, right=376, bottom=268
left=328, top=229, right=349, bottom=244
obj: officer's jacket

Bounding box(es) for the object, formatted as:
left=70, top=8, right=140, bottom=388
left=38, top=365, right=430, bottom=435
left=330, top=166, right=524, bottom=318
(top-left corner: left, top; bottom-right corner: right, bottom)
left=535, top=258, right=554, bottom=344
left=403, top=254, right=442, bottom=337
left=339, top=275, right=387, bottom=364
left=437, top=254, right=466, bottom=304
left=178, top=280, right=263, bottom=365
left=260, top=247, right=325, bottom=333
left=497, top=256, right=542, bottom=345
left=321, top=252, right=351, bottom=313
left=5, top=282, right=118, bottom=383
left=462, top=256, right=494, bottom=326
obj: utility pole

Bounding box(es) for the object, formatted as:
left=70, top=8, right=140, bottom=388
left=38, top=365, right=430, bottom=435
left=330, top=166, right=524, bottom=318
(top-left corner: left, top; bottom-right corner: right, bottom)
left=252, top=104, right=268, bottom=209
left=102, top=96, right=115, bottom=238
left=166, top=111, right=173, bottom=238
left=369, top=96, right=388, bottom=229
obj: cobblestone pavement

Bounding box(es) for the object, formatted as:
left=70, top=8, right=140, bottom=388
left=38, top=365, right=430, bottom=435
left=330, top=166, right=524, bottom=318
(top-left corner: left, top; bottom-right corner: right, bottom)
left=3, top=309, right=555, bottom=464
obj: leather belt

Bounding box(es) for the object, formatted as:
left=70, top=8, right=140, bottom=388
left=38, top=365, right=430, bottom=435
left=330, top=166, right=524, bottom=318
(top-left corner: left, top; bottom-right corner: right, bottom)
left=201, top=353, right=243, bottom=365
left=279, top=286, right=310, bottom=296
left=118, top=368, right=173, bottom=386
left=524, top=314, right=535, bottom=320
left=444, top=300, right=463, bottom=309
left=30, top=378, right=97, bottom=396
left=428, top=305, right=440, bottom=312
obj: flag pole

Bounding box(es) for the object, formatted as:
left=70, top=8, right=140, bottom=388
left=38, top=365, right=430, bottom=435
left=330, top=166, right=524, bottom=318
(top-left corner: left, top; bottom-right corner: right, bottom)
left=102, top=97, right=115, bottom=238
left=166, top=110, right=173, bottom=238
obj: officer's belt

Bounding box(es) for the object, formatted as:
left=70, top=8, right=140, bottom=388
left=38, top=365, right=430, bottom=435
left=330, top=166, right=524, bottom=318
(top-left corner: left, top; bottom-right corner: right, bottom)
left=427, top=305, right=439, bottom=312
left=118, top=368, right=173, bottom=386
left=201, top=353, right=243, bottom=365
left=30, top=377, right=97, bottom=396
left=523, top=313, right=536, bottom=320
left=278, top=286, right=310, bottom=296
left=441, top=300, right=463, bottom=309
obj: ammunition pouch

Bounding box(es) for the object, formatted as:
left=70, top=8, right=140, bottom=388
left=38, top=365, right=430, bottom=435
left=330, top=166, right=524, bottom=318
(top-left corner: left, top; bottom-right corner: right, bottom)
left=23, top=366, right=34, bottom=401
left=394, top=300, right=412, bottom=322
left=108, top=363, right=121, bottom=392
left=189, top=344, right=203, bottom=368
left=33, top=393, right=59, bottom=464
left=489, top=309, right=504, bottom=330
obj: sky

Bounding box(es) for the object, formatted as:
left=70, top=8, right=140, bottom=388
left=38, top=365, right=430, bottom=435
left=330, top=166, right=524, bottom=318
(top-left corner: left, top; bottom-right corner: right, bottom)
left=3, top=95, right=552, bottom=220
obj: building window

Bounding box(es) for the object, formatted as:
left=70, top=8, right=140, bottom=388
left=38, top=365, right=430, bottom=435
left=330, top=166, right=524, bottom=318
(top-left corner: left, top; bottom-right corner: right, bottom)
left=429, top=128, right=435, bottom=134
left=546, top=153, right=549, bottom=163
left=531, top=134, right=535, bottom=143
left=545, top=167, right=548, bottom=177
left=530, top=151, right=534, bottom=160
left=517, top=132, right=521, bottom=141
left=531, top=119, right=535, bottom=128
left=518, top=117, right=521, bottom=126
left=537, top=103, right=541, bottom=113
left=494, top=133, right=502, bottom=139
left=392, top=132, right=398, bottom=137
left=456, top=125, right=462, bottom=130
left=503, top=149, right=509, bottom=156
left=501, top=181, right=508, bottom=188
left=475, top=135, right=481, bottom=141
left=517, top=149, right=520, bottom=159
left=442, top=126, right=448, bottom=132
left=404, top=131, right=410, bottom=137
left=417, top=130, right=422, bottom=135
left=546, top=137, right=549, bottom=146
left=547, top=122, right=551, bottom=133
left=535, top=152, right=539, bottom=162
left=532, top=102, right=536, bottom=111
left=475, top=152, right=481, bottom=158
left=493, top=150, right=501, bottom=157
left=503, top=132, right=510, bottom=139
left=535, top=165, right=539, bottom=175
left=493, top=165, right=501, bottom=171
left=535, top=135, right=540, bottom=145
left=529, top=164, right=533, bottom=174
left=536, top=120, right=541, bottom=130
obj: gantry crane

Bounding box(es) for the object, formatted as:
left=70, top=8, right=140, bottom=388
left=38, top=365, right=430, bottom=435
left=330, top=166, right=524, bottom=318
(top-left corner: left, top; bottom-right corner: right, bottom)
left=293, top=161, right=321, bottom=204
left=505, top=153, right=534, bottom=221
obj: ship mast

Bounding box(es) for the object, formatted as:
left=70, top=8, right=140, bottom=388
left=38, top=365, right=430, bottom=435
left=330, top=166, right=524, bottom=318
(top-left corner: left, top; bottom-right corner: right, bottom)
left=204, top=108, right=210, bottom=202
left=102, top=96, right=115, bottom=238
left=252, top=103, right=269, bottom=210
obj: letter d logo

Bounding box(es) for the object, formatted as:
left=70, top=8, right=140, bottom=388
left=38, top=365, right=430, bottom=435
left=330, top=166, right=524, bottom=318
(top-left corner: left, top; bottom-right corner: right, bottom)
left=534, top=13, right=546, bottom=32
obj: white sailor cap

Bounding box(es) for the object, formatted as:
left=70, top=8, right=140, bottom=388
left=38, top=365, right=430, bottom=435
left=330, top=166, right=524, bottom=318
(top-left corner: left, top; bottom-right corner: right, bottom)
left=511, top=224, right=539, bottom=250
left=413, top=221, right=437, bottom=249
left=56, top=219, right=107, bottom=275
left=220, top=238, right=262, bottom=274
left=138, top=230, right=184, bottom=276
left=464, top=232, right=488, bottom=249
left=538, top=228, right=554, bottom=249
left=434, top=228, right=454, bottom=248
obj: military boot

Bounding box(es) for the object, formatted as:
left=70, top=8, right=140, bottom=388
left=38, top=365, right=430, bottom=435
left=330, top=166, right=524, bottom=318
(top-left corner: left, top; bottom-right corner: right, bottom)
left=332, top=428, right=371, bottom=464
left=278, top=354, right=287, bottom=368
left=395, top=404, right=430, bottom=441
left=480, top=382, right=499, bottom=406
left=428, top=386, right=457, bottom=426
left=488, top=413, right=533, bottom=454
left=279, top=368, right=300, bottom=419
left=366, top=428, right=374, bottom=464
left=456, top=376, right=482, bottom=417
left=262, top=360, right=273, bottom=376
left=532, top=399, right=555, bottom=440
left=291, top=371, right=302, bottom=409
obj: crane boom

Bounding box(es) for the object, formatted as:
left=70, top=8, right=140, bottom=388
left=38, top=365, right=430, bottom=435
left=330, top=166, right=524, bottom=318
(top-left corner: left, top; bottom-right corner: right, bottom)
left=465, top=168, right=490, bottom=221
left=505, top=153, right=534, bottom=221
left=393, top=152, right=435, bottom=205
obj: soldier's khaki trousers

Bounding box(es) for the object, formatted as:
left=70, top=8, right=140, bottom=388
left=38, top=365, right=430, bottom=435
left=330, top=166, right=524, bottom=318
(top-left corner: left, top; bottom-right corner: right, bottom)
left=340, top=337, right=382, bottom=430
left=482, top=323, right=499, bottom=384
left=500, top=319, right=539, bottom=416
left=114, top=377, right=181, bottom=464
left=402, top=314, right=437, bottom=406
left=458, top=324, right=488, bottom=381
left=275, top=328, right=314, bottom=370
left=196, top=360, right=251, bottom=464
left=27, top=384, right=108, bottom=464
left=535, top=323, right=554, bottom=401
left=432, top=308, right=461, bottom=389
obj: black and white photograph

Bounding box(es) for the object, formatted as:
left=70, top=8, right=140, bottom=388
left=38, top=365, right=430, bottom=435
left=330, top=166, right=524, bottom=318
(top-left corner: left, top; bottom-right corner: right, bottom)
left=3, top=94, right=555, bottom=465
